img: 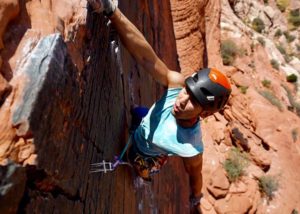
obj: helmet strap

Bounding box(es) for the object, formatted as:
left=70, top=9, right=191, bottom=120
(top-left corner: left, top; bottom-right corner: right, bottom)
left=189, top=117, right=199, bottom=125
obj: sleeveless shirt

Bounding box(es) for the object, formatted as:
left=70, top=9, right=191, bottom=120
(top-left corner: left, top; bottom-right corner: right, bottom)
left=134, top=88, right=204, bottom=157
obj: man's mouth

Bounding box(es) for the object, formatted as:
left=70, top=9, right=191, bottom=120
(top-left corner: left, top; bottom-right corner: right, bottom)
left=173, top=104, right=180, bottom=113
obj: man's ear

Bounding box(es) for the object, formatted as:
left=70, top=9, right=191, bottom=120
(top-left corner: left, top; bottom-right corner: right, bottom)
left=199, top=111, right=213, bottom=119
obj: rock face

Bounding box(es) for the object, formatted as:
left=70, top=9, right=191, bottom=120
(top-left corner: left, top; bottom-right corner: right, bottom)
left=0, top=162, right=26, bottom=214
left=170, top=0, right=223, bottom=76
left=1, top=0, right=300, bottom=213
left=202, top=0, right=300, bottom=213
left=207, top=166, right=230, bottom=198
left=0, top=0, right=19, bottom=50
left=0, top=0, right=189, bottom=213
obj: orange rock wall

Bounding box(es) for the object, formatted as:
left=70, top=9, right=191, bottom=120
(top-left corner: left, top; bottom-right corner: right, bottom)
left=170, top=0, right=223, bottom=76
left=0, top=0, right=192, bottom=213
left=2, top=0, right=300, bottom=213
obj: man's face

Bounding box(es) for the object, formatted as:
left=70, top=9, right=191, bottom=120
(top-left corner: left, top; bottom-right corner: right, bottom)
left=172, top=87, right=204, bottom=120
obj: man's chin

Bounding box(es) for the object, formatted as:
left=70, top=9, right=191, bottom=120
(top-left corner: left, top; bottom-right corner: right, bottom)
left=174, top=114, right=191, bottom=120
left=172, top=112, right=182, bottom=119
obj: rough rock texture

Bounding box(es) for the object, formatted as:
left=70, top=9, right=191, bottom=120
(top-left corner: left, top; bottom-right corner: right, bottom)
left=0, top=162, right=26, bottom=214
left=1, top=0, right=300, bottom=213
left=207, top=166, right=230, bottom=198
left=198, top=0, right=300, bottom=213
left=0, top=73, right=12, bottom=105
left=0, top=0, right=189, bottom=213
left=170, top=0, right=206, bottom=76
left=170, top=0, right=224, bottom=76
left=0, top=0, right=19, bottom=50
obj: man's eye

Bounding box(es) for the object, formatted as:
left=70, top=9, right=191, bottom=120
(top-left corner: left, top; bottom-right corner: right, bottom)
left=186, top=88, right=199, bottom=105
left=190, top=97, right=198, bottom=105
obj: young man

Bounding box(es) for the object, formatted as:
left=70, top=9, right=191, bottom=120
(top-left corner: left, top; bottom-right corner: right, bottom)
left=88, top=0, right=231, bottom=212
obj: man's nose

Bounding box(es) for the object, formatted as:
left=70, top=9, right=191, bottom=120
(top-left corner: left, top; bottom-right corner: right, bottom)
left=180, top=94, right=190, bottom=107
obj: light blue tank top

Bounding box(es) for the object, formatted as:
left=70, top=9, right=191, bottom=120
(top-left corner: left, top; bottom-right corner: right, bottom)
left=134, top=88, right=204, bottom=157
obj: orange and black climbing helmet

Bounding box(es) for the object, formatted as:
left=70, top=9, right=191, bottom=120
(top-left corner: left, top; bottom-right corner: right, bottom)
left=185, top=68, right=232, bottom=113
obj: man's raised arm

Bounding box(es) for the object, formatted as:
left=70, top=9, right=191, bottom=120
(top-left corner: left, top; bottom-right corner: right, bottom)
left=88, top=0, right=184, bottom=87
left=110, top=9, right=172, bottom=86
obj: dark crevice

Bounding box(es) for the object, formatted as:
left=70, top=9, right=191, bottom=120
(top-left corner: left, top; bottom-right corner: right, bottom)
left=261, top=140, right=270, bottom=151
left=263, top=11, right=274, bottom=28
left=230, top=127, right=250, bottom=152
left=0, top=84, right=12, bottom=107
left=207, top=187, right=226, bottom=200
left=1, top=0, right=31, bottom=81
left=82, top=130, right=104, bottom=154
left=251, top=131, right=270, bottom=151
left=262, top=164, right=270, bottom=173
left=17, top=166, right=83, bottom=213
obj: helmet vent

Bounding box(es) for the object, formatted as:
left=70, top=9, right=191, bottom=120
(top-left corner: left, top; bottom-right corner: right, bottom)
left=201, top=88, right=213, bottom=97
left=192, top=73, right=199, bottom=81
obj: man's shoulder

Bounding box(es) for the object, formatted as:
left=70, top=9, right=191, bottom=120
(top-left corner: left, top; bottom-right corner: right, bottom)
left=167, top=70, right=185, bottom=88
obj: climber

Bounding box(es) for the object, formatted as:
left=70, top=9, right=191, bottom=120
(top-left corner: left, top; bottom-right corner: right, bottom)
left=88, top=0, right=231, bottom=212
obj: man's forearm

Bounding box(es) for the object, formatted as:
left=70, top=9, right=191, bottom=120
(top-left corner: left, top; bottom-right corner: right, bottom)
left=109, top=9, right=169, bottom=85
left=183, top=154, right=203, bottom=198
left=189, top=171, right=203, bottom=198
left=110, top=10, right=156, bottom=66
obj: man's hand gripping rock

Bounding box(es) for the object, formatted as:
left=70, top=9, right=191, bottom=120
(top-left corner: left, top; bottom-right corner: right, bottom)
left=88, top=0, right=118, bottom=16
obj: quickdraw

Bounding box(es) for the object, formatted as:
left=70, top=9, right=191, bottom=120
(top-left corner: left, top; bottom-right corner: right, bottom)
left=90, top=136, right=132, bottom=173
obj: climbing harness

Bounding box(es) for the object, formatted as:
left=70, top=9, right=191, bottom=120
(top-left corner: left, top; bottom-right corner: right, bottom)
left=129, top=152, right=168, bottom=181
left=90, top=106, right=150, bottom=174
left=90, top=136, right=133, bottom=173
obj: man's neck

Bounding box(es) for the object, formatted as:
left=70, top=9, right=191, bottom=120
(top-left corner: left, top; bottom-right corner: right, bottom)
left=176, top=117, right=199, bottom=128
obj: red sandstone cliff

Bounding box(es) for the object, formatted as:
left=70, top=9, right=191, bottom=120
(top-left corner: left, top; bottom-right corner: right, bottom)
left=0, top=0, right=187, bottom=213
left=0, top=0, right=300, bottom=214
left=197, top=0, right=300, bottom=213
